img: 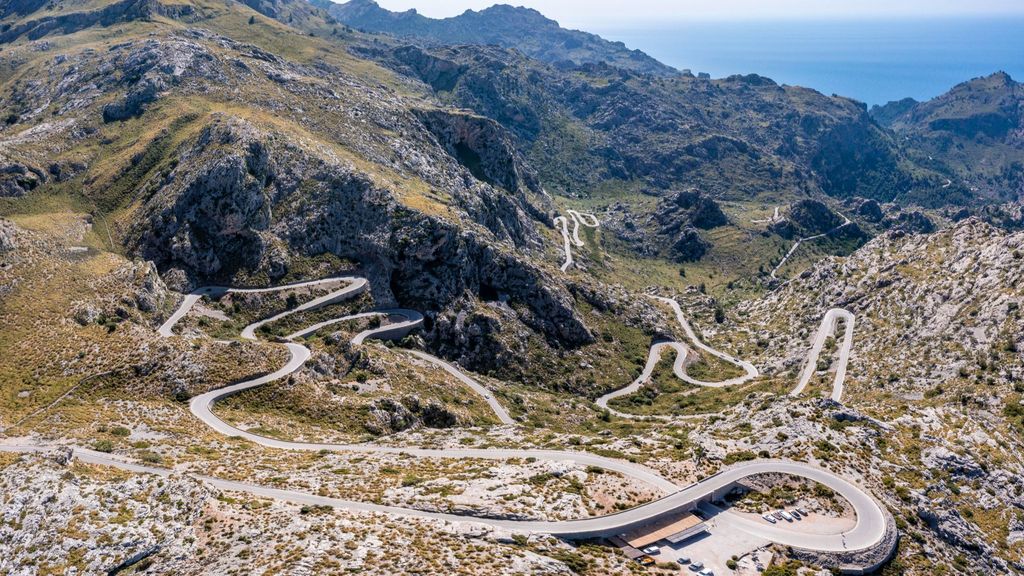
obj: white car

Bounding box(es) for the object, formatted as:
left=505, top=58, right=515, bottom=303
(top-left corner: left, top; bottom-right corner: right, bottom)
left=762, top=514, right=777, bottom=524
left=641, top=545, right=660, bottom=555
left=699, top=570, right=715, bottom=576
left=780, top=510, right=794, bottom=521
left=689, top=561, right=704, bottom=571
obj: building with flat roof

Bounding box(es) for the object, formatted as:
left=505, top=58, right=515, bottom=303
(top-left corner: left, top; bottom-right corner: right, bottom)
left=617, top=512, right=708, bottom=549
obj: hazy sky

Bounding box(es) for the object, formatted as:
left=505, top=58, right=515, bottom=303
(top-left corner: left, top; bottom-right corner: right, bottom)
left=371, top=0, right=1024, bottom=27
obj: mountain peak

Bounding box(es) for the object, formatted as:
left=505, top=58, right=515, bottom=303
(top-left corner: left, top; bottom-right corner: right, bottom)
left=325, top=1, right=675, bottom=76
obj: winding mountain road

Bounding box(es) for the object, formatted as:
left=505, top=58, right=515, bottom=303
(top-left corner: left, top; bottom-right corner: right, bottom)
left=554, top=210, right=600, bottom=272
left=770, top=213, right=853, bottom=280
left=6, top=276, right=887, bottom=557
left=791, top=308, right=856, bottom=402
left=0, top=442, right=886, bottom=547
left=597, top=296, right=761, bottom=419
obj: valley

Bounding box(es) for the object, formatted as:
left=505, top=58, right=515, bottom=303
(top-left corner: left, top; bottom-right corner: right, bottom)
left=1, top=0, right=1023, bottom=575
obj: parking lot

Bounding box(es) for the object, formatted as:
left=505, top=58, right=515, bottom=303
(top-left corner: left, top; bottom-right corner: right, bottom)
left=646, top=519, right=770, bottom=575
left=628, top=500, right=858, bottom=573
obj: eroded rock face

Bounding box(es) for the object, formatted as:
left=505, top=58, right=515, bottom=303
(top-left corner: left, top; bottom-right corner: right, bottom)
left=781, top=199, right=845, bottom=236
left=364, top=395, right=460, bottom=435
left=671, top=227, right=710, bottom=262
left=0, top=163, right=45, bottom=197
left=922, top=446, right=985, bottom=479
left=853, top=197, right=884, bottom=222
left=101, top=37, right=219, bottom=122
left=918, top=506, right=989, bottom=554
left=655, top=190, right=727, bottom=232
left=391, top=45, right=468, bottom=93
left=0, top=0, right=168, bottom=44
left=414, top=108, right=541, bottom=195
left=652, top=191, right=723, bottom=262
left=886, top=210, right=936, bottom=234
left=134, top=118, right=273, bottom=278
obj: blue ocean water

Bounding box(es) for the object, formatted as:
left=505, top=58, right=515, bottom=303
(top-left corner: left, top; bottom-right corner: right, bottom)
left=591, top=18, right=1024, bottom=105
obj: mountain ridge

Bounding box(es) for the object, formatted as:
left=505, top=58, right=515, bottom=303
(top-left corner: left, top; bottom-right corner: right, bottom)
left=871, top=71, right=1023, bottom=202
left=316, top=0, right=678, bottom=76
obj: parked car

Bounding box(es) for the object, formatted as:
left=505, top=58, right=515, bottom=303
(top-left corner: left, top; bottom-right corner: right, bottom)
left=791, top=509, right=802, bottom=519
left=797, top=507, right=809, bottom=516
left=772, top=511, right=784, bottom=520
left=641, top=545, right=660, bottom=555
left=636, top=555, right=655, bottom=566
left=698, top=569, right=715, bottom=576
left=763, top=514, right=777, bottom=524
left=689, top=561, right=705, bottom=572
left=676, top=556, right=691, bottom=565
left=780, top=510, right=794, bottom=522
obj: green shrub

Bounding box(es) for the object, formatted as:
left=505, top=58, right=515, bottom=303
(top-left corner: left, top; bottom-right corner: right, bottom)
left=401, top=475, right=424, bottom=487
left=93, top=439, right=114, bottom=453
left=723, top=450, right=757, bottom=465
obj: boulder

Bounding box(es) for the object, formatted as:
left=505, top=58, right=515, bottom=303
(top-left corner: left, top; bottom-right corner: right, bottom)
left=854, top=198, right=884, bottom=222
left=0, top=163, right=45, bottom=197
left=922, top=446, right=985, bottom=479
left=671, top=226, right=710, bottom=262
left=886, top=210, right=936, bottom=234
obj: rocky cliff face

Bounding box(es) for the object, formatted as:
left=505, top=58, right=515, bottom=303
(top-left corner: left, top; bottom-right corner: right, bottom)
left=414, top=108, right=541, bottom=197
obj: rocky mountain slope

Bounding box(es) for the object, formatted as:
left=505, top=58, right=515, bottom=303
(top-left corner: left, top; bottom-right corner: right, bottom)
left=872, top=71, right=1024, bottom=204
left=4, top=1, right=1024, bottom=575
left=732, top=218, right=1024, bottom=573
left=0, top=0, right=614, bottom=356
left=360, top=41, right=933, bottom=204
left=317, top=0, right=676, bottom=76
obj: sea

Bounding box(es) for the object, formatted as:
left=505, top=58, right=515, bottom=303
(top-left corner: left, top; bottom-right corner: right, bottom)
left=591, top=18, right=1024, bottom=106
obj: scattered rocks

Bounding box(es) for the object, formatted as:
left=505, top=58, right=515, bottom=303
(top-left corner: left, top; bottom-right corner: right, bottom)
left=0, top=452, right=210, bottom=575
left=885, top=209, right=936, bottom=234
left=0, top=219, right=18, bottom=252
left=922, top=447, right=984, bottom=479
